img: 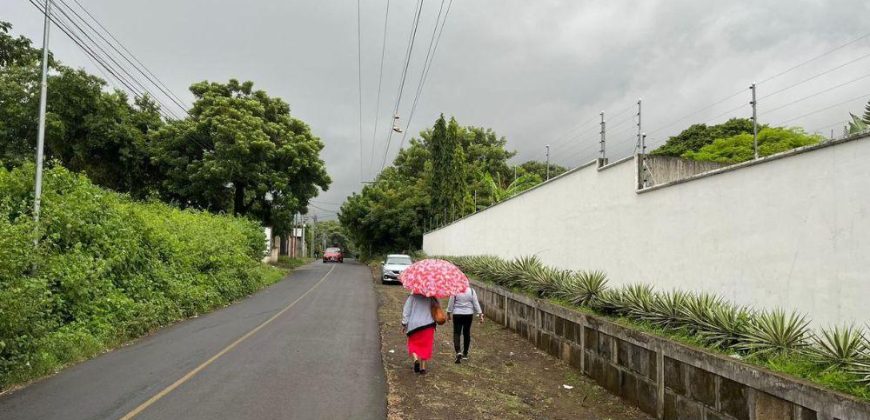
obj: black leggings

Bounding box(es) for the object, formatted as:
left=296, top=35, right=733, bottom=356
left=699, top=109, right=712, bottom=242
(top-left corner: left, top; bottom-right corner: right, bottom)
left=452, top=314, right=474, bottom=356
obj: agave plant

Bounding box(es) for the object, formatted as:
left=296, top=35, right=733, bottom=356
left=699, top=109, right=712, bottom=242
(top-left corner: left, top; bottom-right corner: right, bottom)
left=642, top=290, right=689, bottom=329
left=619, top=284, right=657, bottom=320
left=565, top=270, right=608, bottom=306
left=508, top=256, right=544, bottom=289
left=807, top=325, right=868, bottom=369
left=679, top=293, right=725, bottom=333
left=693, top=304, right=753, bottom=349
left=589, top=287, right=626, bottom=314
left=739, top=309, right=810, bottom=357
left=851, top=358, right=870, bottom=384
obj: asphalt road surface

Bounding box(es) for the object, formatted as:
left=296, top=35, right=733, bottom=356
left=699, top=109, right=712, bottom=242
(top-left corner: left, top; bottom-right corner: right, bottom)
left=0, top=261, right=386, bottom=420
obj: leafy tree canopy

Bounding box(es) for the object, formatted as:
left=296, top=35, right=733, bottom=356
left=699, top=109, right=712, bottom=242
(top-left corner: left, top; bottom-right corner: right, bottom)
left=340, top=116, right=523, bottom=258
left=151, top=79, right=331, bottom=235
left=652, top=118, right=761, bottom=157
left=517, top=160, right=567, bottom=180
left=0, top=21, right=162, bottom=197
left=682, top=127, right=822, bottom=164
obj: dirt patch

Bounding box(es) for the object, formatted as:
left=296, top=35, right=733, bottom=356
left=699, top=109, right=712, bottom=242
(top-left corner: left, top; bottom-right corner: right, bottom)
left=372, top=267, right=649, bottom=420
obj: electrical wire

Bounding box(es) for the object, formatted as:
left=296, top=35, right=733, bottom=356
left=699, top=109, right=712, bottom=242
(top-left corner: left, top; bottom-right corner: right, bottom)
left=67, top=0, right=190, bottom=113
left=368, top=0, right=391, bottom=179
left=51, top=0, right=182, bottom=119
left=356, top=0, right=364, bottom=182
left=757, top=31, right=870, bottom=85
left=379, top=0, right=425, bottom=170
left=30, top=0, right=181, bottom=120
left=397, top=0, right=453, bottom=152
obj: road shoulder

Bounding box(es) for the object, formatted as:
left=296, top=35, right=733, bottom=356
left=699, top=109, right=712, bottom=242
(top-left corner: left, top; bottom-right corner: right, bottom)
left=372, top=267, right=649, bottom=419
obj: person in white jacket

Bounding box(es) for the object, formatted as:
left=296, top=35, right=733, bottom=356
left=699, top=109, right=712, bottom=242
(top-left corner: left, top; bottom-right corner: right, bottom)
left=447, top=287, right=483, bottom=364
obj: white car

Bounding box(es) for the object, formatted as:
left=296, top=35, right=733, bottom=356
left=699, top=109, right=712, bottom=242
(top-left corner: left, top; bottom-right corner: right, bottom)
left=381, top=254, right=413, bottom=284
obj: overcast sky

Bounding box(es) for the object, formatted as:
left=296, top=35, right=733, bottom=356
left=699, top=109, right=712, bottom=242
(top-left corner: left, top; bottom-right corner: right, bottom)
left=4, top=0, right=870, bottom=220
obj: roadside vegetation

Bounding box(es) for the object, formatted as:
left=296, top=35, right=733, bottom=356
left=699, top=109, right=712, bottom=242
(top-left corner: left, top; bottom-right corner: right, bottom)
left=1, top=22, right=329, bottom=390
left=441, top=255, right=870, bottom=401
left=0, top=164, right=287, bottom=390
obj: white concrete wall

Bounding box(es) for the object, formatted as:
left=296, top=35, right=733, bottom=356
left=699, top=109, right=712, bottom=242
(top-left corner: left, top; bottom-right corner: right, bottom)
left=423, top=136, right=870, bottom=326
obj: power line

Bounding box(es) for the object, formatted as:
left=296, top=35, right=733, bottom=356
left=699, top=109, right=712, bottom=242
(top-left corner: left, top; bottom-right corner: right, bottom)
left=27, top=0, right=155, bottom=115
left=368, top=0, right=391, bottom=179
left=379, top=0, right=425, bottom=171
left=67, top=0, right=190, bottom=114
left=30, top=0, right=181, bottom=120
left=51, top=0, right=182, bottom=119
left=397, top=0, right=454, bottom=152
left=356, top=0, right=364, bottom=182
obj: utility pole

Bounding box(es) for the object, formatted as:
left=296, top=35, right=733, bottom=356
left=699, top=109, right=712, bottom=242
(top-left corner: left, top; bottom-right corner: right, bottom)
left=750, top=83, right=758, bottom=159
left=545, top=144, right=550, bottom=180
left=513, top=165, right=517, bottom=182
left=636, top=99, right=643, bottom=154
left=599, top=111, right=606, bottom=164
left=33, top=0, right=52, bottom=245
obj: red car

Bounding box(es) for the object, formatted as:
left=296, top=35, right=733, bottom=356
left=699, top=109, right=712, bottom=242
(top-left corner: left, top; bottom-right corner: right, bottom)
left=323, top=247, right=344, bottom=263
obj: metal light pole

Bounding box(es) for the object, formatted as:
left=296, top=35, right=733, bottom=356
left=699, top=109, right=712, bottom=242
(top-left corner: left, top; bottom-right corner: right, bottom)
left=750, top=82, right=758, bottom=159
left=33, top=0, right=52, bottom=241
left=545, top=144, right=550, bottom=180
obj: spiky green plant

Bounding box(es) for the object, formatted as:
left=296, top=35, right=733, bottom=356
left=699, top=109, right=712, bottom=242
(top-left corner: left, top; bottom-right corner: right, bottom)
left=620, top=284, right=656, bottom=320
left=679, top=293, right=725, bottom=332
left=643, top=290, right=689, bottom=329
left=851, top=358, right=870, bottom=384
left=508, top=256, right=543, bottom=289
left=739, top=309, right=810, bottom=357
left=807, top=325, right=868, bottom=369
left=589, top=288, right=626, bottom=314
left=566, top=270, right=608, bottom=306
left=694, top=304, right=753, bottom=349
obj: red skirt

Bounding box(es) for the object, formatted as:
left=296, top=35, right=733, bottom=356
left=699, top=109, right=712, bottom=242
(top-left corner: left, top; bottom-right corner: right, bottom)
left=407, top=326, right=435, bottom=360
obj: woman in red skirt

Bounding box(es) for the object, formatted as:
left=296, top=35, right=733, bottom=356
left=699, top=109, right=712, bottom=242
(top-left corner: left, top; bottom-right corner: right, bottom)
left=401, top=293, right=438, bottom=374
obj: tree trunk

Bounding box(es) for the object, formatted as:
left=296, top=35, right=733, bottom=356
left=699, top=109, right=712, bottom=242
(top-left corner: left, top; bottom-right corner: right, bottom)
left=233, top=184, right=246, bottom=215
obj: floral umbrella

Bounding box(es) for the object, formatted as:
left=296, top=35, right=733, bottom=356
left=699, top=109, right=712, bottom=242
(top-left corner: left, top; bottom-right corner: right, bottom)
left=399, top=259, right=469, bottom=298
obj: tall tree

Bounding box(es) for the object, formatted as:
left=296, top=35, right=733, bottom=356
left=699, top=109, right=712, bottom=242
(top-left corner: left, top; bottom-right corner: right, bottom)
left=428, top=115, right=467, bottom=223
left=151, top=79, right=331, bottom=234
left=863, top=100, right=870, bottom=124
left=0, top=21, right=163, bottom=197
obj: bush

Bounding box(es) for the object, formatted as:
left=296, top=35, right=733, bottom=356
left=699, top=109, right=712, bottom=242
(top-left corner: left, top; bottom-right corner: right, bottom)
left=0, top=163, right=281, bottom=388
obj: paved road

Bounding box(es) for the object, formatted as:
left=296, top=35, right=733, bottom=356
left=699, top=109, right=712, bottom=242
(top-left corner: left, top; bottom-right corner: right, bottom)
left=0, top=261, right=386, bottom=420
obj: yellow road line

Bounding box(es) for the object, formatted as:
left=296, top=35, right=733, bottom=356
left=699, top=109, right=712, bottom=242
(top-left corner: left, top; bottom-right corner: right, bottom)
left=121, top=264, right=336, bottom=419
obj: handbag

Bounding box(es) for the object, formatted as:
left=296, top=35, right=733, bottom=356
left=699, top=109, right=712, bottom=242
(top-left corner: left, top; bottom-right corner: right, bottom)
left=430, top=298, right=447, bottom=325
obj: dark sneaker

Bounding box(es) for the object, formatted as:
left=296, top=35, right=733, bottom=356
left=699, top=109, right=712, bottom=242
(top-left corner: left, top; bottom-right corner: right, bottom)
left=419, top=369, right=427, bottom=375
left=462, top=354, right=469, bottom=360
left=455, top=353, right=462, bottom=364
left=414, top=361, right=421, bottom=373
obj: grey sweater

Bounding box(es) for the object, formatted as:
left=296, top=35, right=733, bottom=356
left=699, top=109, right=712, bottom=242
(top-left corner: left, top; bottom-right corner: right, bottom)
left=447, top=288, right=482, bottom=315
left=402, top=294, right=436, bottom=335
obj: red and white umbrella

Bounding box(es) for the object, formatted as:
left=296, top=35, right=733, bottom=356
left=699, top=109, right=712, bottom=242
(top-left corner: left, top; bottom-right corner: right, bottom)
left=399, top=259, right=469, bottom=298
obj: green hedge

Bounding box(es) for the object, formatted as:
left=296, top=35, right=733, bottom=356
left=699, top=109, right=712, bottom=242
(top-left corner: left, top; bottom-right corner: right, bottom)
left=0, top=164, right=283, bottom=388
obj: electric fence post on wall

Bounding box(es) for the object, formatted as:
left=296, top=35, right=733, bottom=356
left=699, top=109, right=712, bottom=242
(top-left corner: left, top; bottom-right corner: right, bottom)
left=750, top=82, right=758, bottom=159
left=599, top=111, right=606, bottom=166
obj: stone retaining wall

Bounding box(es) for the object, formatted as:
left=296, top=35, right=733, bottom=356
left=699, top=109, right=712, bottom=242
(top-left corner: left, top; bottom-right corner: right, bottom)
left=472, top=280, right=870, bottom=420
